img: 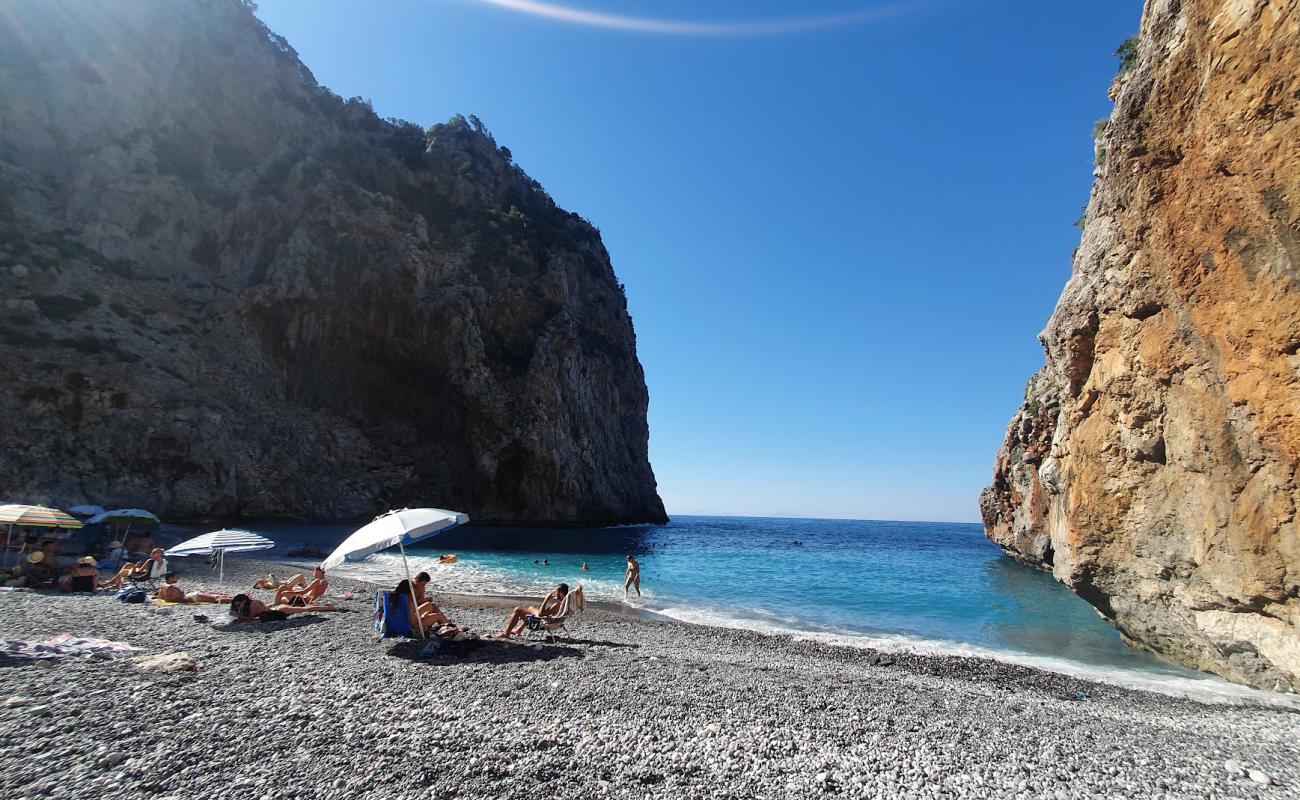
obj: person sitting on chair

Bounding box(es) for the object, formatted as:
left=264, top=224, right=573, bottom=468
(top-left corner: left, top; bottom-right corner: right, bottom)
left=394, top=575, right=455, bottom=634
left=156, top=572, right=233, bottom=604
left=100, top=548, right=167, bottom=590
left=496, top=583, right=584, bottom=638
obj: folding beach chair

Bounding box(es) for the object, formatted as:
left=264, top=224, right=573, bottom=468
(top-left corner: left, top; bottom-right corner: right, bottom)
left=524, top=585, right=585, bottom=643
left=374, top=590, right=416, bottom=639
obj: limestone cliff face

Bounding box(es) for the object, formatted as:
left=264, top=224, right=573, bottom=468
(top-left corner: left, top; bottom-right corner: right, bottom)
left=982, top=0, right=1299, bottom=692
left=0, top=0, right=667, bottom=526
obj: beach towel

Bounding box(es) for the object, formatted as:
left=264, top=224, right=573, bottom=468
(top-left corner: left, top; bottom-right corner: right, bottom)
left=374, top=590, right=414, bottom=638
left=0, top=633, right=139, bottom=663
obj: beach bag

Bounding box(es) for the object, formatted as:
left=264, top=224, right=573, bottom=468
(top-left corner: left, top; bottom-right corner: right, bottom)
left=117, top=588, right=147, bottom=604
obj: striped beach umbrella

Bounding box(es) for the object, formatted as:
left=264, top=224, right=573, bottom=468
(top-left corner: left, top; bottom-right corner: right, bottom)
left=0, top=505, right=83, bottom=566
left=166, top=529, right=275, bottom=584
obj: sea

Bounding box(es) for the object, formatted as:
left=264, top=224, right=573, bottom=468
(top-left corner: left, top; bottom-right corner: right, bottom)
left=177, top=514, right=1293, bottom=706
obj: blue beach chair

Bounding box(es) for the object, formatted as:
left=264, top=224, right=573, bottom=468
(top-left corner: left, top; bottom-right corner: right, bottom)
left=374, top=590, right=416, bottom=639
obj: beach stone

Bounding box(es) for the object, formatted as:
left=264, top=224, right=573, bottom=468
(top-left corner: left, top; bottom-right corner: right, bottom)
left=34, top=659, right=54, bottom=669
left=1223, top=759, right=1244, bottom=776
left=134, top=652, right=199, bottom=672
left=1248, top=770, right=1273, bottom=785
left=3, top=695, right=32, bottom=707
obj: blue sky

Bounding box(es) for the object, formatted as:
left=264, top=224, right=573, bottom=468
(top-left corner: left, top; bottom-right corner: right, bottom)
left=254, top=0, right=1140, bottom=522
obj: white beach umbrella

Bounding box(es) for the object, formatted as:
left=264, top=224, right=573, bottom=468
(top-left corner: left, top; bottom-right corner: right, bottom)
left=321, top=508, right=469, bottom=638
left=166, top=529, right=275, bottom=584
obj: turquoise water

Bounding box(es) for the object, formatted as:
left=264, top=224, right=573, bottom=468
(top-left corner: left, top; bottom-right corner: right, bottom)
left=188, top=515, right=1287, bottom=703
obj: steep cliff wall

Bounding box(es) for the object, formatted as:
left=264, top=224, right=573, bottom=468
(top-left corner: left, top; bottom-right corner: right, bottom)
left=0, top=0, right=667, bottom=526
left=982, top=0, right=1299, bottom=692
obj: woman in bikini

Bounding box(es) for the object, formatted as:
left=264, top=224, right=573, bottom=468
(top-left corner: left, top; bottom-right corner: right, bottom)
left=624, top=555, right=641, bottom=599
left=228, top=593, right=337, bottom=623
left=156, top=573, right=233, bottom=604
left=257, top=566, right=329, bottom=607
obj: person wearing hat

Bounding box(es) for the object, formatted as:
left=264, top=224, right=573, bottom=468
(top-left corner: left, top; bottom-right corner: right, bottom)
left=59, top=556, right=99, bottom=593
left=16, top=551, right=57, bottom=588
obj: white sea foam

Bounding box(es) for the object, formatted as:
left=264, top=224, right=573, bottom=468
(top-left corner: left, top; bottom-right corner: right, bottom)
left=649, top=603, right=1300, bottom=708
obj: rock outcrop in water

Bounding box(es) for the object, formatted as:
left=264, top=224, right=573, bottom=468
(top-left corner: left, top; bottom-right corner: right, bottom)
left=0, top=0, right=666, bottom=526
left=982, top=0, right=1299, bottom=692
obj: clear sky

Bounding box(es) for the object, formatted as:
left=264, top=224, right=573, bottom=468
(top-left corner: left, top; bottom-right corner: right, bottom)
left=254, top=0, right=1141, bottom=523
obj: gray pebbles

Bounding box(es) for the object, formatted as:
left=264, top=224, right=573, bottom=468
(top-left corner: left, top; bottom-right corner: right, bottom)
left=0, top=557, right=1296, bottom=799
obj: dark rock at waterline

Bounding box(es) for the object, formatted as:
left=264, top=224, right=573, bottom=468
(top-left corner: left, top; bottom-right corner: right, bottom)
left=0, top=0, right=666, bottom=526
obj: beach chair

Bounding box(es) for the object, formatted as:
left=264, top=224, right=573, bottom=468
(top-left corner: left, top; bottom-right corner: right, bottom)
left=374, top=590, right=416, bottom=639
left=524, top=585, right=585, bottom=643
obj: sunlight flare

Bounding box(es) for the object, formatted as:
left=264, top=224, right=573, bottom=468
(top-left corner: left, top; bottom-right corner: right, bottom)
left=471, top=0, right=908, bottom=36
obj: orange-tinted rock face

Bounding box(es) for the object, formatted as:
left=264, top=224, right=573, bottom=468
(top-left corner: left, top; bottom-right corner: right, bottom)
left=981, top=0, right=1300, bottom=692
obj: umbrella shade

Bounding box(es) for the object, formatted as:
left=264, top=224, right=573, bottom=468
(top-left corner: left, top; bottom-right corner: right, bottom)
left=87, top=508, right=160, bottom=527
left=69, top=504, right=107, bottom=518
left=165, top=529, right=274, bottom=557
left=321, top=508, right=468, bottom=570
left=0, top=505, right=84, bottom=529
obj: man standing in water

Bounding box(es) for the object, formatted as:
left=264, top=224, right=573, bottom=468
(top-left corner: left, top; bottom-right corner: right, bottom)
left=624, top=554, right=641, bottom=599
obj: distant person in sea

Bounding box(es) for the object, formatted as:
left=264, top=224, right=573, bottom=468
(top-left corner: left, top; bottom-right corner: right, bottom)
left=495, top=583, right=584, bottom=638
left=157, top=573, right=233, bottom=604
left=59, top=557, right=100, bottom=593
left=624, top=555, right=641, bottom=599
left=580, top=562, right=589, bottom=572
left=438, top=554, right=458, bottom=564
left=99, top=548, right=168, bottom=589
left=543, top=559, right=549, bottom=566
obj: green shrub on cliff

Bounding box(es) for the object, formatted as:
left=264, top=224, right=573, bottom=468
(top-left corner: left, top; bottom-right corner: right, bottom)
left=1115, top=37, right=1139, bottom=73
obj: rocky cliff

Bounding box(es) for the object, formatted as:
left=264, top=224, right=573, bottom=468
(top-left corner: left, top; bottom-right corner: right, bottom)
left=982, top=0, right=1299, bottom=691
left=0, top=0, right=667, bottom=526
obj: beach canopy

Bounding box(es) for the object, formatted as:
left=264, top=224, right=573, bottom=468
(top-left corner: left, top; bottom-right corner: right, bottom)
left=87, top=508, right=160, bottom=527
left=0, top=505, right=83, bottom=528
left=320, top=508, right=468, bottom=570
left=69, top=504, right=107, bottom=518
left=166, top=529, right=275, bottom=584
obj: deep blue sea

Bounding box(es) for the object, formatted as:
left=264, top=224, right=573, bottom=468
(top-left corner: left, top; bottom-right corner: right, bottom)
left=183, top=514, right=1285, bottom=704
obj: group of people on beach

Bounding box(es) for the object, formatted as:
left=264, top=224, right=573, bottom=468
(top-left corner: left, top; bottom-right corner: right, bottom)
left=3, top=537, right=162, bottom=591
left=8, top=534, right=649, bottom=644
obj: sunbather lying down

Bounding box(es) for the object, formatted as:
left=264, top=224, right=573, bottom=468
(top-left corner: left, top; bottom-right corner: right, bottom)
left=254, top=567, right=329, bottom=607
left=228, top=593, right=337, bottom=623
left=496, top=583, right=584, bottom=638
left=157, top=573, right=233, bottom=604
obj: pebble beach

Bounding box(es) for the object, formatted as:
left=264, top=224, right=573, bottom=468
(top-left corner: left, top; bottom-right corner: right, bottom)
left=1, top=556, right=1297, bottom=800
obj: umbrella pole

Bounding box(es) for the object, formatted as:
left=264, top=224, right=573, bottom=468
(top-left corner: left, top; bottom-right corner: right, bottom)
left=3, top=523, right=11, bottom=568
left=220, top=550, right=225, bottom=586
left=398, top=540, right=426, bottom=640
